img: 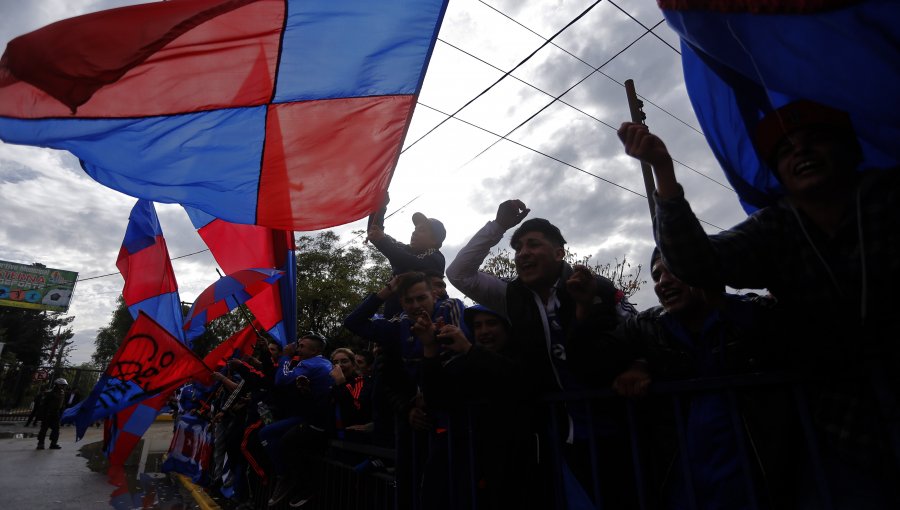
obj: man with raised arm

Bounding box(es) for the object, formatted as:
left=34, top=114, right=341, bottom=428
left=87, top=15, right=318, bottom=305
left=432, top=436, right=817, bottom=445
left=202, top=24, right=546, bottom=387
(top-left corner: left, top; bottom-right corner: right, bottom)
left=447, top=201, right=636, bottom=508
left=447, top=200, right=630, bottom=395
left=618, top=101, right=900, bottom=508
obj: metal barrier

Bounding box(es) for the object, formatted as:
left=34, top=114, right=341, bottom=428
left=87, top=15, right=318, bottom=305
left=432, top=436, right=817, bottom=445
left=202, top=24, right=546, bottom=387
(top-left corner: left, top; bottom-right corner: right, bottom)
left=393, top=370, right=900, bottom=510
left=235, top=438, right=396, bottom=510
left=199, top=369, right=900, bottom=509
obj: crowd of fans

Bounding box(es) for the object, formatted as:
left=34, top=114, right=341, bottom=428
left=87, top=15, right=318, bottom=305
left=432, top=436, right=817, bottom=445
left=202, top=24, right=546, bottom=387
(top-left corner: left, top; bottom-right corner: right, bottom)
left=173, top=100, right=898, bottom=509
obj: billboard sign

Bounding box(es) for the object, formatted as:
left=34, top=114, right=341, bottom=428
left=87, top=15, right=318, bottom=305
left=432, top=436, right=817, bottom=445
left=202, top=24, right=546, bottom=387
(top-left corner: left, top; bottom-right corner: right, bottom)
left=0, top=260, right=78, bottom=312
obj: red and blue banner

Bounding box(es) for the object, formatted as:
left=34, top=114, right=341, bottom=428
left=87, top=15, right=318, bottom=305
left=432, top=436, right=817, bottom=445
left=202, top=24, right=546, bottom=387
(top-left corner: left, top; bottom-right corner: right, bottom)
left=117, top=200, right=185, bottom=344
left=105, top=199, right=186, bottom=467
left=64, top=312, right=210, bottom=440
left=182, top=267, right=283, bottom=340
left=0, top=0, right=448, bottom=229
left=186, top=207, right=296, bottom=346
left=104, top=391, right=171, bottom=467
left=659, top=0, right=900, bottom=212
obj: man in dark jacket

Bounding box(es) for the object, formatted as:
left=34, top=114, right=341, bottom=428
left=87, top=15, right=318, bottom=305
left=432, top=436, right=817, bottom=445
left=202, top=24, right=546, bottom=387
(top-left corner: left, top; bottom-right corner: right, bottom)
left=447, top=201, right=635, bottom=508
left=592, top=248, right=790, bottom=509
left=619, top=101, right=900, bottom=508
left=37, top=378, right=68, bottom=450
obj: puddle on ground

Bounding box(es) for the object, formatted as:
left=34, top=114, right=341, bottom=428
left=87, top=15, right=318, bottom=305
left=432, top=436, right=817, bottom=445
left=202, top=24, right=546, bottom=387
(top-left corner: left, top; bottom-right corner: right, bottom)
left=80, top=441, right=196, bottom=509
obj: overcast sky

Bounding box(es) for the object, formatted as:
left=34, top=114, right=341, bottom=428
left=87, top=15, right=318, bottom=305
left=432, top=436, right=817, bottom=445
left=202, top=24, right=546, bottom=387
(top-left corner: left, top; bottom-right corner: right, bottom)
left=0, top=0, right=748, bottom=364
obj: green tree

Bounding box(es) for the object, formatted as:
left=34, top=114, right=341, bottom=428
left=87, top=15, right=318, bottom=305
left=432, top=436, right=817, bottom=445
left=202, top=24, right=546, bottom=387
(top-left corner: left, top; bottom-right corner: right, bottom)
left=0, top=306, right=74, bottom=366
left=480, top=248, right=645, bottom=297
left=92, top=296, right=133, bottom=366
left=295, top=230, right=392, bottom=348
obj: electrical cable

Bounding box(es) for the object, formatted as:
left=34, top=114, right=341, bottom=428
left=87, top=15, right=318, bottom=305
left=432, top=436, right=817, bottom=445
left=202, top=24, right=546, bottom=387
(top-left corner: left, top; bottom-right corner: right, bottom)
left=416, top=101, right=725, bottom=231
left=400, top=0, right=605, bottom=156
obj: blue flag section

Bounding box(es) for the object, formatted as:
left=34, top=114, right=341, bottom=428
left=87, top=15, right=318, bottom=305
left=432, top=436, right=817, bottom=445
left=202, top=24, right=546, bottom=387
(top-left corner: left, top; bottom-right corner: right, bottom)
left=161, top=413, right=214, bottom=486
left=660, top=0, right=900, bottom=212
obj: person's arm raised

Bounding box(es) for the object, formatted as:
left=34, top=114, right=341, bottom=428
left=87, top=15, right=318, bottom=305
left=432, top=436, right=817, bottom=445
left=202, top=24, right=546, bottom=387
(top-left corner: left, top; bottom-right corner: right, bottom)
left=617, top=122, right=678, bottom=200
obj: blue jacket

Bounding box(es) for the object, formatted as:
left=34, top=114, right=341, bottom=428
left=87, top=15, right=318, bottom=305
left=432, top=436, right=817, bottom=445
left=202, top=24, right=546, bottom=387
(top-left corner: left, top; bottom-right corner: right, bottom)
left=272, top=354, right=333, bottom=424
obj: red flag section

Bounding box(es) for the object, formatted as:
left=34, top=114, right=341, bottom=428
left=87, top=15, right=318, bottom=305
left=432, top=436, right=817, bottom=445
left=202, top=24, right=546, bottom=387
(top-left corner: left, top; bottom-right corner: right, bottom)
left=202, top=325, right=259, bottom=373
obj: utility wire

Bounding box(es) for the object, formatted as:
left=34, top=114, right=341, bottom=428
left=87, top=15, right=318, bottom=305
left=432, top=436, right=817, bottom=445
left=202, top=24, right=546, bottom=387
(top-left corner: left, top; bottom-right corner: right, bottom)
left=400, top=0, right=605, bottom=156
left=416, top=102, right=725, bottom=231
left=476, top=0, right=703, bottom=137
left=75, top=248, right=210, bottom=282
left=606, top=0, right=680, bottom=54
left=436, top=38, right=733, bottom=192
left=460, top=20, right=664, bottom=170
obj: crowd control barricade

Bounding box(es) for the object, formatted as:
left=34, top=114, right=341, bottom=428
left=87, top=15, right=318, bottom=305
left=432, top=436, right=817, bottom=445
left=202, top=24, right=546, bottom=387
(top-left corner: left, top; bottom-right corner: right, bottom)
left=392, top=367, right=899, bottom=510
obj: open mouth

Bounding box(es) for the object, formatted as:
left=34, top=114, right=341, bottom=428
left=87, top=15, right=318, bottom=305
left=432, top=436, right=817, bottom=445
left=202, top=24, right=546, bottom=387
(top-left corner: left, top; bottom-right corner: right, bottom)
left=658, top=287, right=682, bottom=305
left=793, top=160, right=822, bottom=177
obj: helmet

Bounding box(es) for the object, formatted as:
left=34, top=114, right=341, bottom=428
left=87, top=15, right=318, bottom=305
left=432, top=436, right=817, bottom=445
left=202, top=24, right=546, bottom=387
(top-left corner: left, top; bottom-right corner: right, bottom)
left=53, top=378, right=69, bottom=386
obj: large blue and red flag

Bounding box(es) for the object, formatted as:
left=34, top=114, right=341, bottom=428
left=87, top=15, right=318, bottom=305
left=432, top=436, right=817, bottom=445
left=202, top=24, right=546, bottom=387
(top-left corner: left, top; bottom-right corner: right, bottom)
left=105, top=199, right=186, bottom=468
left=659, top=0, right=900, bottom=212
left=64, top=312, right=210, bottom=440
left=186, top=206, right=296, bottom=346
left=0, top=0, right=448, bottom=229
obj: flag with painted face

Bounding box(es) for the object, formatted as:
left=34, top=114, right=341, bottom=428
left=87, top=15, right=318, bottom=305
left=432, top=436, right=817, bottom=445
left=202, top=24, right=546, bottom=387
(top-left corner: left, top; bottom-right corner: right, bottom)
left=659, top=0, right=900, bottom=212
left=185, top=206, right=296, bottom=346
left=64, top=312, right=210, bottom=440
left=0, top=0, right=449, bottom=229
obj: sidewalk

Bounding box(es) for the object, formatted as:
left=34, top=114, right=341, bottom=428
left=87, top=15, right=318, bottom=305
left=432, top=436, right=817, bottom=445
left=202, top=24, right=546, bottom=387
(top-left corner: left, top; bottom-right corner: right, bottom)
left=0, top=419, right=191, bottom=509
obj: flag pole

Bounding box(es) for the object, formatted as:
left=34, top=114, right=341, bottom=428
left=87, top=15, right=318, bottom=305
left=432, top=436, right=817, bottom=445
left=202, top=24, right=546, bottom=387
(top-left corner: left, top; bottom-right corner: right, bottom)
left=624, top=79, right=657, bottom=225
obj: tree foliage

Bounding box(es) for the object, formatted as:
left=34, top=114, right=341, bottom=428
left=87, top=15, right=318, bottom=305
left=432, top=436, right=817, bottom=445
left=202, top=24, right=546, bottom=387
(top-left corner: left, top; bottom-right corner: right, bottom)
left=0, top=306, right=74, bottom=367
left=295, top=230, right=392, bottom=348
left=480, top=248, right=645, bottom=297
left=92, top=296, right=133, bottom=367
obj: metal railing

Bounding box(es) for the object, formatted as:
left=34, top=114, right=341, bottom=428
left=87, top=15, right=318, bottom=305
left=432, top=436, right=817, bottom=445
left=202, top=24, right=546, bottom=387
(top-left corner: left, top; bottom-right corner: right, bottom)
left=204, top=367, right=900, bottom=509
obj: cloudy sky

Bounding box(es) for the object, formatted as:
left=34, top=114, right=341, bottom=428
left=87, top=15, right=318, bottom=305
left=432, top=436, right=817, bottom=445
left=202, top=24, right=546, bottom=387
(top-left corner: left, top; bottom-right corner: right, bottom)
left=0, top=0, right=748, bottom=364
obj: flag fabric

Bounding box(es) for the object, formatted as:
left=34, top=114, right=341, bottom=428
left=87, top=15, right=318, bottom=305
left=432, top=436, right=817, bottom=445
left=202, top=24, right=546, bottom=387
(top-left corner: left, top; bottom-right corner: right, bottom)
left=0, top=0, right=449, bottom=229
left=199, top=324, right=259, bottom=378
left=105, top=199, right=185, bottom=467
left=182, top=268, right=284, bottom=340
left=186, top=206, right=297, bottom=346
left=104, top=391, right=172, bottom=467
left=659, top=0, right=900, bottom=212
left=161, top=412, right=215, bottom=486
left=63, top=312, right=210, bottom=440
left=117, top=199, right=185, bottom=343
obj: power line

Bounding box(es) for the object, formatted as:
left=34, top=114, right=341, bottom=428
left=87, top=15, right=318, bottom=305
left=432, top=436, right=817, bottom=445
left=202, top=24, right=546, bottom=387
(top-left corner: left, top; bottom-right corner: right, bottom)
left=435, top=37, right=732, bottom=192
left=606, top=0, right=680, bottom=54
left=416, top=102, right=725, bottom=231
left=75, top=248, right=210, bottom=283
left=461, top=20, right=664, bottom=169
left=476, top=0, right=703, bottom=137
left=400, top=0, right=605, bottom=156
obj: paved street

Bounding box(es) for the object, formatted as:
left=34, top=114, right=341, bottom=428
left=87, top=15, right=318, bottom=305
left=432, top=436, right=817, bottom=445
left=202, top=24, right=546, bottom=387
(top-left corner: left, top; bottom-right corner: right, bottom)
left=0, top=419, right=190, bottom=509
